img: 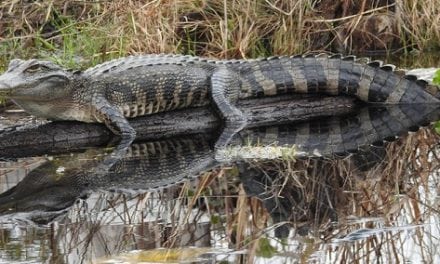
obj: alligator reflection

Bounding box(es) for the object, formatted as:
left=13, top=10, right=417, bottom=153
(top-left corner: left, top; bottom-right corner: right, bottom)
left=0, top=103, right=439, bottom=231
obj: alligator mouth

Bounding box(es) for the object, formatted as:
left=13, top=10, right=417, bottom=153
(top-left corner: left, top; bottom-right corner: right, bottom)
left=0, top=81, right=13, bottom=97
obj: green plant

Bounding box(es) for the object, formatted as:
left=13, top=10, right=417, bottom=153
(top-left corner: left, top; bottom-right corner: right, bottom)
left=433, top=69, right=440, bottom=135
left=256, top=237, right=278, bottom=258
left=433, top=69, right=440, bottom=85
left=434, top=122, right=440, bottom=135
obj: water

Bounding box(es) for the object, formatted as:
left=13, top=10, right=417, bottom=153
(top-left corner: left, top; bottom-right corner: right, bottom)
left=0, top=54, right=440, bottom=263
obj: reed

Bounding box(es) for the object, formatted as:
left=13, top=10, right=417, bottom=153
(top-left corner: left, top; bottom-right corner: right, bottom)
left=1, top=0, right=439, bottom=70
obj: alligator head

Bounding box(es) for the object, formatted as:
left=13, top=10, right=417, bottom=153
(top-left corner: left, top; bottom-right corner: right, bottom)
left=0, top=59, right=76, bottom=100
left=0, top=59, right=85, bottom=120
left=0, top=159, right=85, bottom=224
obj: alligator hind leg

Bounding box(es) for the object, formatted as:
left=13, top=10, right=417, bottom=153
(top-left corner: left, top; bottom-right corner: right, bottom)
left=211, top=67, right=247, bottom=152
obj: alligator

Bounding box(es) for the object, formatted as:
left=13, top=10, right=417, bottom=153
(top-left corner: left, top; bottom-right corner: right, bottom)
left=0, top=54, right=439, bottom=154
left=0, top=103, right=439, bottom=224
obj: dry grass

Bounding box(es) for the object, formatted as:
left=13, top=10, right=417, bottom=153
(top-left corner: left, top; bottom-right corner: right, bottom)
left=0, top=0, right=439, bottom=69
left=0, top=1, right=440, bottom=262
left=0, top=0, right=320, bottom=64
left=398, top=0, right=440, bottom=51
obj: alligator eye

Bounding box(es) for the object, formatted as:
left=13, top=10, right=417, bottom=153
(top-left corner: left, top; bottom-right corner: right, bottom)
left=25, top=64, right=49, bottom=73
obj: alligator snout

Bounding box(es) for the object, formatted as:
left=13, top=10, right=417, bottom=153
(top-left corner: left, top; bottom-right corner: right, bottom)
left=0, top=72, right=14, bottom=97
left=0, top=80, right=12, bottom=96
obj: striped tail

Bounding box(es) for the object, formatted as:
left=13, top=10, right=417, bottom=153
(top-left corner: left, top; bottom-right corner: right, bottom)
left=236, top=54, right=440, bottom=104
left=234, top=103, right=440, bottom=157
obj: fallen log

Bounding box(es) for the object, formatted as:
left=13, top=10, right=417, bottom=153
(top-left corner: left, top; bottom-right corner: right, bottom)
left=0, top=95, right=358, bottom=158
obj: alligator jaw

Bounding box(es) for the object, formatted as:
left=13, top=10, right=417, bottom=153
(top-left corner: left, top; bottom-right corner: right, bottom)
left=0, top=75, right=14, bottom=97
left=0, top=85, right=13, bottom=98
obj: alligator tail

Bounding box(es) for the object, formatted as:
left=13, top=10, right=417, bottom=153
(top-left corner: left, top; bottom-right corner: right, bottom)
left=237, top=103, right=440, bottom=157
left=236, top=54, right=440, bottom=104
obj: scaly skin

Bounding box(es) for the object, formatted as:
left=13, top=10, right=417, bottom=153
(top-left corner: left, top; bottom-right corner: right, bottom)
left=0, top=54, right=438, bottom=151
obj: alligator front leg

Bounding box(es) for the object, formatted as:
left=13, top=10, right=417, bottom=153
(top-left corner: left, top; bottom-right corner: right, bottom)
left=92, top=97, right=136, bottom=170
left=211, top=67, right=247, bottom=152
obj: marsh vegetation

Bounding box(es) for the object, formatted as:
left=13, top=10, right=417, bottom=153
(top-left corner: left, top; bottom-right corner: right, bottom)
left=0, top=1, right=440, bottom=263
